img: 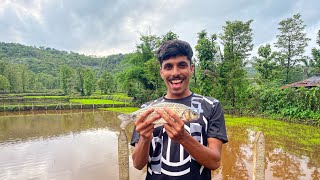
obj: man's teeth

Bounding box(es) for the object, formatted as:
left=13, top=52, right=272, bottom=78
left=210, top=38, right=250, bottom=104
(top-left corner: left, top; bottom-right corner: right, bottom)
left=171, top=80, right=182, bottom=84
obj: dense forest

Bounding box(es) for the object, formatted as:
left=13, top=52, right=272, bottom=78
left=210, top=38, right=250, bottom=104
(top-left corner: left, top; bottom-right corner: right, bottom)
left=0, top=13, right=320, bottom=124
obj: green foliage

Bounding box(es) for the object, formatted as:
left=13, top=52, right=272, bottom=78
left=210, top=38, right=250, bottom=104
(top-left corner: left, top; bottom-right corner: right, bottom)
left=69, top=99, right=125, bottom=105
left=159, top=31, right=179, bottom=44
left=195, top=30, right=218, bottom=96
left=257, top=86, right=320, bottom=124
left=219, top=20, right=253, bottom=110
left=23, top=95, right=68, bottom=99
left=98, top=71, right=115, bottom=94
left=0, top=75, right=10, bottom=92
left=274, top=13, right=311, bottom=83
left=310, top=30, right=320, bottom=76
left=225, top=115, right=320, bottom=147
left=101, top=107, right=139, bottom=114
left=59, top=65, right=74, bottom=95
left=83, top=68, right=96, bottom=96
left=252, top=44, right=283, bottom=84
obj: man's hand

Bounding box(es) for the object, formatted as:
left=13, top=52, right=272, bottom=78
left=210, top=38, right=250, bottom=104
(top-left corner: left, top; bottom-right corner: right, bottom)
left=132, top=108, right=161, bottom=170
left=155, top=107, right=187, bottom=143
left=156, top=107, right=223, bottom=170
left=135, top=108, right=160, bottom=142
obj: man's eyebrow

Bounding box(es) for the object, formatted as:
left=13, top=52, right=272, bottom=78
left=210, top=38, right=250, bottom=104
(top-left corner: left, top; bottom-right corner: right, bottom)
left=163, top=63, right=172, bottom=66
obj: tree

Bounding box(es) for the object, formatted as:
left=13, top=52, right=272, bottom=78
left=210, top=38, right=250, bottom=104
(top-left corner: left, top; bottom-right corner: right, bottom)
left=195, top=30, right=218, bottom=96
left=98, top=71, right=114, bottom=94
left=83, top=68, right=96, bottom=96
left=310, top=29, right=320, bottom=76
left=75, top=68, right=85, bottom=96
left=3, top=65, right=21, bottom=93
left=159, top=31, right=179, bottom=44
left=252, top=44, right=281, bottom=83
left=137, top=33, right=160, bottom=62
left=0, top=75, right=10, bottom=92
left=274, top=13, right=311, bottom=83
left=219, top=20, right=253, bottom=110
left=144, top=57, right=164, bottom=96
left=60, top=65, right=74, bottom=95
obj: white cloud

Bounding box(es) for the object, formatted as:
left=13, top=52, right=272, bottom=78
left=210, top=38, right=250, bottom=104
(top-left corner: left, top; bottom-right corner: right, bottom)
left=0, top=0, right=319, bottom=57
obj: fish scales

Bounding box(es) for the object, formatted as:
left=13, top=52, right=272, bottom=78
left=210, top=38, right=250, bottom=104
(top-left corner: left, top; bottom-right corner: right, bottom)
left=118, top=102, right=200, bottom=129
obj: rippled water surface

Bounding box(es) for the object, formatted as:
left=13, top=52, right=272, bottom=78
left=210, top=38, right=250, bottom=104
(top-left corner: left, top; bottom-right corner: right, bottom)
left=0, top=110, right=319, bottom=180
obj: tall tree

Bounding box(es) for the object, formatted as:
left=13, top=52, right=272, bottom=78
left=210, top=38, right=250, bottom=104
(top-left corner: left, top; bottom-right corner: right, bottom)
left=0, top=75, right=10, bottom=92
left=195, top=30, right=218, bottom=96
left=160, top=30, right=179, bottom=44
left=220, top=20, right=253, bottom=110
left=3, top=65, right=21, bottom=92
left=310, top=29, right=320, bottom=76
left=137, top=33, right=160, bottom=62
left=83, top=68, right=96, bottom=96
left=98, top=71, right=114, bottom=94
left=274, top=13, right=311, bottom=83
left=252, top=44, right=281, bottom=83
left=75, top=68, right=85, bottom=96
left=59, top=65, right=74, bottom=95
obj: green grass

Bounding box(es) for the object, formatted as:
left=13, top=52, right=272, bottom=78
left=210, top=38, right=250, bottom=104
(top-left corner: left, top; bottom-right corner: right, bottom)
left=69, top=99, right=126, bottom=105
left=225, top=114, right=320, bottom=147
left=24, top=96, right=68, bottom=99
left=100, top=107, right=139, bottom=114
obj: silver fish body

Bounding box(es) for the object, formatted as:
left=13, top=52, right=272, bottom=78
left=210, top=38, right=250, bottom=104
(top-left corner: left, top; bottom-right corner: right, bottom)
left=118, top=102, right=200, bottom=129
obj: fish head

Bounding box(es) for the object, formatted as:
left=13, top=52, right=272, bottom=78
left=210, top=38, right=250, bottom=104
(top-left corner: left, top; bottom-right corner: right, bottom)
left=182, top=108, right=200, bottom=121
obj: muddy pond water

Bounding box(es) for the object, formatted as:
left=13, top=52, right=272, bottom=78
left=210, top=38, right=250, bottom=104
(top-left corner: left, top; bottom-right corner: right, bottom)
left=0, top=110, right=319, bottom=180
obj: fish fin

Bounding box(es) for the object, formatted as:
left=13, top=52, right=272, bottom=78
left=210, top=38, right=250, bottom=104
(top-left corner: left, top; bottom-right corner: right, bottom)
left=118, top=114, right=130, bottom=121
left=118, top=114, right=132, bottom=129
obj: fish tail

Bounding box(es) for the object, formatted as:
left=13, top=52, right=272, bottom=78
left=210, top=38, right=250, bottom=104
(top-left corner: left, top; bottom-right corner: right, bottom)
left=118, top=114, right=133, bottom=129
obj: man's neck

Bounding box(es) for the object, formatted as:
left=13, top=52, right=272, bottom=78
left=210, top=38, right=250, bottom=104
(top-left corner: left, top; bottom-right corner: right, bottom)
left=164, top=91, right=192, bottom=100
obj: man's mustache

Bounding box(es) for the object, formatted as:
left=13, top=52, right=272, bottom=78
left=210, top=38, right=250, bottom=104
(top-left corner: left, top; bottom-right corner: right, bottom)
left=167, top=75, right=185, bottom=81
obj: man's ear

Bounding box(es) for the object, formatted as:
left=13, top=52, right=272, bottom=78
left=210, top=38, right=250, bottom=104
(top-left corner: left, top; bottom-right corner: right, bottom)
left=190, top=64, right=195, bottom=75
left=160, top=66, right=164, bottom=79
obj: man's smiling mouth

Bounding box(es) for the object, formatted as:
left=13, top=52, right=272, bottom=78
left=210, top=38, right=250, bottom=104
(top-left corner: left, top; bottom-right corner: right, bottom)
left=170, top=79, right=183, bottom=84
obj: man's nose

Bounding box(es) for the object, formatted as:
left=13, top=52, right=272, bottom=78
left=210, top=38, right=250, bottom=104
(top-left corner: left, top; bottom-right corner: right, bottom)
left=172, top=66, right=180, bottom=76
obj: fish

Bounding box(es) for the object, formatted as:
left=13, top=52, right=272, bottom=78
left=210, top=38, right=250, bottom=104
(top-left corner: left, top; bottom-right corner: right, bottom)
left=118, top=102, right=200, bottom=129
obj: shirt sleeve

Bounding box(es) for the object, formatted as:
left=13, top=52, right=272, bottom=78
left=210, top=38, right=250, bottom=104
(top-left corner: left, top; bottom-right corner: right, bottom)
left=206, top=101, right=228, bottom=143
left=130, top=126, right=140, bottom=146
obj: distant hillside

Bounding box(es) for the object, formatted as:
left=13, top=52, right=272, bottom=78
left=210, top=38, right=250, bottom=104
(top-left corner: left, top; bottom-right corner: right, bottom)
left=0, top=42, right=126, bottom=75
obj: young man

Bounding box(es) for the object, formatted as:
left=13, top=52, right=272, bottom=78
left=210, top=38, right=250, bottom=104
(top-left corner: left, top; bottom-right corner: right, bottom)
left=130, top=39, right=228, bottom=180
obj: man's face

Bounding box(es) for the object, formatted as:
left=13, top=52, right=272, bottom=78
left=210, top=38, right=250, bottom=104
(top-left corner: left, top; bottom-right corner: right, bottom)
left=160, top=55, right=194, bottom=99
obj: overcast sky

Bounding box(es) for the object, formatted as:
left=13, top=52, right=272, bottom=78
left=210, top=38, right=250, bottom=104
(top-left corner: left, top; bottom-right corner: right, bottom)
left=0, top=0, right=319, bottom=57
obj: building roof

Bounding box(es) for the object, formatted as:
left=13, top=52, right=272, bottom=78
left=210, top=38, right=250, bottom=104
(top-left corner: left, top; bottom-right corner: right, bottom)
left=281, top=76, right=320, bottom=89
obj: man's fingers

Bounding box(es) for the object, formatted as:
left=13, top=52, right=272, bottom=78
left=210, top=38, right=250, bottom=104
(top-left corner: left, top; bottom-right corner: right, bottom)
left=155, top=109, right=175, bottom=125
left=140, top=124, right=154, bottom=135
left=144, top=113, right=161, bottom=124
left=135, top=108, right=154, bottom=126
left=163, top=108, right=184, bottom=126
left=135, top=110, right=161, bottom=133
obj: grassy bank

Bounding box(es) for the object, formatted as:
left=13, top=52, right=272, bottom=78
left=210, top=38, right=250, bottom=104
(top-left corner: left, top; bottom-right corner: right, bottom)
left=101, top=107, right=139, bottom=114
left=0, top=93, right=134, bottom=112
left=225, top=114, right=320, bottom=147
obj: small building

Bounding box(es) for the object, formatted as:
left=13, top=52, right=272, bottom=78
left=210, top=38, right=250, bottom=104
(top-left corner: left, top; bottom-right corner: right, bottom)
left=281, top=76, right=320, bottom=89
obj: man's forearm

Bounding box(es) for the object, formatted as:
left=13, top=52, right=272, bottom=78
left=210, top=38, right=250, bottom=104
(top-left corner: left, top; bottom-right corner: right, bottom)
left=132, top=138, right=151, bottom=170
left=179, top=134, right=222, bottom=170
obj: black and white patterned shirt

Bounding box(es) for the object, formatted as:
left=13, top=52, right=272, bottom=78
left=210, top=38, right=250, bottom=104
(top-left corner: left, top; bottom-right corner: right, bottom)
left=130, top=93, right=228, bottom=180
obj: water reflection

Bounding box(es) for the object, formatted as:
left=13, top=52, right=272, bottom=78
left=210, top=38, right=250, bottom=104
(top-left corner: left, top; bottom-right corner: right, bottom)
left=0, top=110, right=319, bottom=180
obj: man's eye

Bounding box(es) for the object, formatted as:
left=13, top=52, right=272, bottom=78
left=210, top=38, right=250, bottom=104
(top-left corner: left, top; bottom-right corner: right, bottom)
left=164, top=65, right=172, bottom=69
left=179, top=63, right=187, bottom=68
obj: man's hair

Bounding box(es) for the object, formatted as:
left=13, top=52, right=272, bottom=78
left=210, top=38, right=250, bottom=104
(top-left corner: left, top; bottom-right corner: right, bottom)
left=156, top=39, right=193, bottom=65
